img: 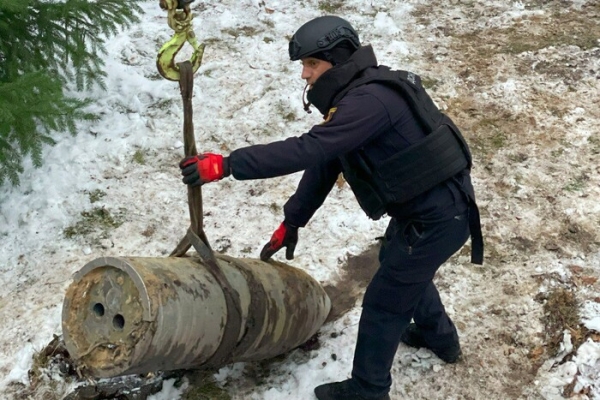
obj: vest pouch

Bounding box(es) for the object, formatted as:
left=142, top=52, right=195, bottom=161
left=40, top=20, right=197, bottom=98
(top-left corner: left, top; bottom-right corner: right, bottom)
left=340, top=152, right=388, bottom=220
left=375, top=124, right=469, bottom=205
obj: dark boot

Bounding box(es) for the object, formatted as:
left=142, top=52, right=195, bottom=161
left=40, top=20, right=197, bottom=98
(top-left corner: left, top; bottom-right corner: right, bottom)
left=314, top=380, right=391, bottom=400
left=401, top=322, right=462, bottom=363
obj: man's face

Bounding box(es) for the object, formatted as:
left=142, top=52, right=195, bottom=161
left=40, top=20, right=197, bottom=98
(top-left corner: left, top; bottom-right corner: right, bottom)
left=300, top=57, right=333, bottom=86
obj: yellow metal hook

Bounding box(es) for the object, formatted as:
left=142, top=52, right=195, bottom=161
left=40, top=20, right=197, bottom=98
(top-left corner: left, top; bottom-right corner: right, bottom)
left=156, top=0, right=205, bottom=81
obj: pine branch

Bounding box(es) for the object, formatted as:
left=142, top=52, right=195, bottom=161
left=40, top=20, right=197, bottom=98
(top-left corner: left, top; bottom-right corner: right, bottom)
left=0, top=0, right=142, bottom=186
left=0, top=0, right=142, bottom=89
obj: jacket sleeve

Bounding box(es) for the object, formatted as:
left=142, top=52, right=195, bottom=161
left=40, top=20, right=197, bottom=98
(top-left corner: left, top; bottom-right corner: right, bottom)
left=227, top=88, right=391, bottom=180
left=283, top=159, right=342, bottom=227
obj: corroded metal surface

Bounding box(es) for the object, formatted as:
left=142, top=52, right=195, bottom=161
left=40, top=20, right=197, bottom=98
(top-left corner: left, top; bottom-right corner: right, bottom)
left=62, top=255, right=331, bottom=378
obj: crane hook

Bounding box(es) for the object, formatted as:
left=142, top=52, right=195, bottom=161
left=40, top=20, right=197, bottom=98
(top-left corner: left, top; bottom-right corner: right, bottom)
left=156, top=0, right=205, bottom=81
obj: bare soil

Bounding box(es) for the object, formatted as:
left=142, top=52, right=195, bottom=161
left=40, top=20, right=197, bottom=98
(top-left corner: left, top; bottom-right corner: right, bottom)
left=5, top=1, right=599, bottom=399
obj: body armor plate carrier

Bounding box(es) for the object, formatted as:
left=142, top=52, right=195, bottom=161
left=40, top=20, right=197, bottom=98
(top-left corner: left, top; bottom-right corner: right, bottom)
left=336, top=67, right=484, bottom=264
left=336, top=67, right=472, bottom=221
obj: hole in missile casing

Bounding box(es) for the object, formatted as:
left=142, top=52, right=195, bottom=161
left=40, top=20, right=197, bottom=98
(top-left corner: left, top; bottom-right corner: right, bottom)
left=113, top=314, right=125, bottom=330
left=64, top=267, right=146, bottom=374
left=92, top=303, right=105, bottom=317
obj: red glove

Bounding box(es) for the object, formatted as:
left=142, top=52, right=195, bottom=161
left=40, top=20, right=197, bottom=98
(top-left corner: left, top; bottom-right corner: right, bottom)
left=260, top=221, right=299, bottom=261
left=179, top=153, right=229, bottom=187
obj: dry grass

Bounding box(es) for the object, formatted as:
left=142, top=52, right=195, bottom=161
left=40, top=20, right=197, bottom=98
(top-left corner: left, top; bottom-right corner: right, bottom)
left=540, top=288, right=585, bottom=356
left=405, top=1, right=600, bottom=396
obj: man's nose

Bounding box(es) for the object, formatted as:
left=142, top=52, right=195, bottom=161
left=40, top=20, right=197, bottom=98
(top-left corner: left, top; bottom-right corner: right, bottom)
left=301, top=66, right=310, bottom=80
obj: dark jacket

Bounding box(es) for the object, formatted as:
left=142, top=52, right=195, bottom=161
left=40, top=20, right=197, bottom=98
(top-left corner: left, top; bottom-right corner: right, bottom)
left=227, top=46, right=472, bottom=227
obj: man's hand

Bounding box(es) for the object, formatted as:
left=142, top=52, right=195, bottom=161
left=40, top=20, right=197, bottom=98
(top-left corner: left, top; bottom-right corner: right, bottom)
left=260, top=221, right=299, bottom=261
left=179, top=153, right=228, bottom=187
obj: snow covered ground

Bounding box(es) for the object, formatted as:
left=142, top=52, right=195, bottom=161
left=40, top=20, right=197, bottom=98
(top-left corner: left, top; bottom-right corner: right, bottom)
left=1, top=0, right=599, bottom=399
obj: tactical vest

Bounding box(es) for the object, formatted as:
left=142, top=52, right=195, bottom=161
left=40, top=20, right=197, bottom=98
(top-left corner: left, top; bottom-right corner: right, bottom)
left=336, top=67, right=472, bottom=221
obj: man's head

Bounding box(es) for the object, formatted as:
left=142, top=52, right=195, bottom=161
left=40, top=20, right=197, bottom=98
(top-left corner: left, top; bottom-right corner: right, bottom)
left=289, top=16, right=360, bottom=86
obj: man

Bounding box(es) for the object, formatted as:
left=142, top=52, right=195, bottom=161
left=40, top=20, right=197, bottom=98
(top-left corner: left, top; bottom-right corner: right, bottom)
left=179, top=15, right=483, bottom=400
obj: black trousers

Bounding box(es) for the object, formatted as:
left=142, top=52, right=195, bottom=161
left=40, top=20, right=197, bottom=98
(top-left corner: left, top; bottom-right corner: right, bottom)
left=351, top=212, right=470, bottom=397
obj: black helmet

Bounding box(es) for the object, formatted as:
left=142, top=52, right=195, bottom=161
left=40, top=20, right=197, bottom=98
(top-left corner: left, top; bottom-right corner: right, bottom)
left=289, top=16, right=360, bottom=61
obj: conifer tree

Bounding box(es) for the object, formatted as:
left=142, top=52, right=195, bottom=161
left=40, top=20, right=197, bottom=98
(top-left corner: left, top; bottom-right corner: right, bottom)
left=0, top=0, right=142, bottom=186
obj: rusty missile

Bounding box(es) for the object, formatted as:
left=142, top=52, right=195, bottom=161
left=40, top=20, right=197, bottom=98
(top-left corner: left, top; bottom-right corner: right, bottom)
left=62, top=254, right=331, bottom=378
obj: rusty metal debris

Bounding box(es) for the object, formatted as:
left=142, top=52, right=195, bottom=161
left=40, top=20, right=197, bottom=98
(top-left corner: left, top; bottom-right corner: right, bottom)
left=62, top=255, right=331, bottom=378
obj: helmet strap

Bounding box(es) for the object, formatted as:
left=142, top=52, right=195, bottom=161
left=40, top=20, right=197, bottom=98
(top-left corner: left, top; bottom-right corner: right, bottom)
left=302, top=83, right=312, bottom=114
